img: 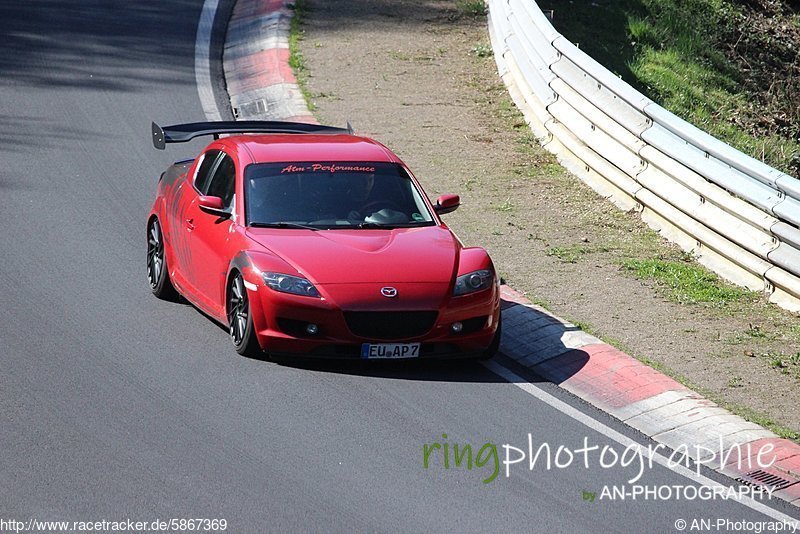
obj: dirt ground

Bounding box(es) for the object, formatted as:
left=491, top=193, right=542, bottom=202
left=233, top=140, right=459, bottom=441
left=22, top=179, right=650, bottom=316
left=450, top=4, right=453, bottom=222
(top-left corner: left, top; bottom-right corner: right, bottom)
left=298, top=0, right=800, bottom=435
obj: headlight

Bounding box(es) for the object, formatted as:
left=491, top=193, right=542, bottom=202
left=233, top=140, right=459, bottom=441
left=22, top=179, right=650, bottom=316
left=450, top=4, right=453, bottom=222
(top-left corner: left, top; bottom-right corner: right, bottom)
left=262, top=272, right=321, bottom=298
left=453, top=269, right=493, bottom=296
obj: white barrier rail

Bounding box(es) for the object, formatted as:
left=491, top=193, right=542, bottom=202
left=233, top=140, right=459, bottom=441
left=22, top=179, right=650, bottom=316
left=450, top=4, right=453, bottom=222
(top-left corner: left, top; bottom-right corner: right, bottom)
left=488, top=0, right=800, bottom=312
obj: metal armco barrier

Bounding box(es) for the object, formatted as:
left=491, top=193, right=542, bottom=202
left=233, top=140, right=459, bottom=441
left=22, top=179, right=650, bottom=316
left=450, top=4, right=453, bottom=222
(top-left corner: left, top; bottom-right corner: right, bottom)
left=487, top=0, right=800, bottom=312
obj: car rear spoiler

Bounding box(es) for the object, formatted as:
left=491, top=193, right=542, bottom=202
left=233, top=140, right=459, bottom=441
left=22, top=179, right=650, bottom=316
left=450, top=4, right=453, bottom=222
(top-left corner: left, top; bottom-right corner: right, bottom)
left=151, top=121, right=354, bottom=150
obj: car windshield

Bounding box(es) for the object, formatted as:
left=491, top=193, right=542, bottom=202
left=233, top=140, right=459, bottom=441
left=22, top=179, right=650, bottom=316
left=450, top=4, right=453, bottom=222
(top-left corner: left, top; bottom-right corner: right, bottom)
left=245, top=161, right=436, bottom=229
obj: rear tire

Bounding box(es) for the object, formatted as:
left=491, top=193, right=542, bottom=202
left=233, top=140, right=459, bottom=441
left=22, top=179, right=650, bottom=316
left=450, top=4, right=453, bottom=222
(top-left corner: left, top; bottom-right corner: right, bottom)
left=476, top=314, right=502, bottom=361
left=227, top=273, right=264, bottom=358
left=147, top=218, right=178, bottom=301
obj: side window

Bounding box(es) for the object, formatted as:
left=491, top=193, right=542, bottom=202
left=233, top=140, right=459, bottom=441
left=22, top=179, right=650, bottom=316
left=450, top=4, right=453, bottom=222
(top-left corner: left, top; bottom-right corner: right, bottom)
left=205, top=153, right=236, bottom=209
left=194, top=149, right=221, bottom=194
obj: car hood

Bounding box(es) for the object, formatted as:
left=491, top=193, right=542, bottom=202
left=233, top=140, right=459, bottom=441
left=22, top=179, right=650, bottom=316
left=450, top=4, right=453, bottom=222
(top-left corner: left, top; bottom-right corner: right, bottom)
left=245, top=225, right=460, bottom=284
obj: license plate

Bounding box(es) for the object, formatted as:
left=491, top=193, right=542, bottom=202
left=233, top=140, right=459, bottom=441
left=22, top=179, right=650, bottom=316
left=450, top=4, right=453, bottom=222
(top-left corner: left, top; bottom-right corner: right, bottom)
left=361, top=343, right=421, bottom=359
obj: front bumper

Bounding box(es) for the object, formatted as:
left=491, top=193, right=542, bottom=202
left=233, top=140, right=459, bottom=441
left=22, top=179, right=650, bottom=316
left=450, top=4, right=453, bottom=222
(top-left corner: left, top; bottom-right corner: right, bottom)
left=247, top=279, right=501, bottom=359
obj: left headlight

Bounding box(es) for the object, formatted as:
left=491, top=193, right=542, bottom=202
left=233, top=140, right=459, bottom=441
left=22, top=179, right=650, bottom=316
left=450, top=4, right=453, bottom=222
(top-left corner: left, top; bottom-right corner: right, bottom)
left=262, top=272, right=321, bottom=298
left=453, top=269, right=493, bottom=296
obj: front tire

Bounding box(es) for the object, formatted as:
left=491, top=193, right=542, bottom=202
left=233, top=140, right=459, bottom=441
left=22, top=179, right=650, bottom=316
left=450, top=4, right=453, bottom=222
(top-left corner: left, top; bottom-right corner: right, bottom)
left=147, top=218, right=178, bottom=300
left=227, top=273, right=264, bottom=358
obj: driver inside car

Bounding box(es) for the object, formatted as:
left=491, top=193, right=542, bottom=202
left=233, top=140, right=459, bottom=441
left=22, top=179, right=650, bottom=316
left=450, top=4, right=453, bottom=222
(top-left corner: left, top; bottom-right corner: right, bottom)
left=298, top=171, right=408, bottom=225
left=340, top=173, right=409, bottom=225
left=344, top=173, right=376, bottom=221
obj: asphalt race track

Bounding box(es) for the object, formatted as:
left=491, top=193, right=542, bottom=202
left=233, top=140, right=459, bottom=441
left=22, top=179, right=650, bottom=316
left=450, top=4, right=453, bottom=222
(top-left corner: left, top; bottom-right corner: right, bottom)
left=0, top=1, right=797, bottom=531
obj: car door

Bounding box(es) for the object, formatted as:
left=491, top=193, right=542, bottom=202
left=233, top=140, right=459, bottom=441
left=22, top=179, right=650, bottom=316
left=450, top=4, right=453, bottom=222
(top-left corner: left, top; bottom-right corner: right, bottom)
left=169, top=149, right=222, bottom=296
left=184, top=151, right=237, bottom=316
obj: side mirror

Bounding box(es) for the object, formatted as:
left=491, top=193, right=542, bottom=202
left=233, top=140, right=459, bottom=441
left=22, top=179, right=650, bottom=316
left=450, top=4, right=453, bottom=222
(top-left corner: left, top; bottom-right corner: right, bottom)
left=198, top=195, right=229, bottom=217
left=434, top=194, right=460, bottom=215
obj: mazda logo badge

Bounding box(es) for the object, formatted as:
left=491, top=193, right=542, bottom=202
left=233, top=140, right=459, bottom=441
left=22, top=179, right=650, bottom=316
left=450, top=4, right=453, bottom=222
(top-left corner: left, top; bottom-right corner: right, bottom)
left=381, top=287, right=398, bottom=298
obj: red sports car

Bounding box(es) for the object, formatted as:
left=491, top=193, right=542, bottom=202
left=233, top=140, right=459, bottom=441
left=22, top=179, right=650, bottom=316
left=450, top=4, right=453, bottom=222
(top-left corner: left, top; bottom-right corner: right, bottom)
left=147, top=121, right=501, bottom=360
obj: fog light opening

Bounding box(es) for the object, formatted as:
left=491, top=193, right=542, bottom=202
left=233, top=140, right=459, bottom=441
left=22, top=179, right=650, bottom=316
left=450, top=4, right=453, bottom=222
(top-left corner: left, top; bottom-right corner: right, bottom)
left=306, top=323, right=319, bottom=335
left=451, top=322, right=463, bottom=334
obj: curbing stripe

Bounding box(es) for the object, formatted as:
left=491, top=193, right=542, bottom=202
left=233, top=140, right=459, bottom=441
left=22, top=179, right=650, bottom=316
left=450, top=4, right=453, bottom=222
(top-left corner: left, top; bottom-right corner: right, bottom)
left=231, top=0, right=285, bottom=18
left=196, top=0, right=223, bottom=121
left=229, top=84, right=310, bottom=121
left=226, top=49, right=295, bottom=94
left=774, top=483, right=800, bottom=504
left=610, top=390, right=699, bottom=422
left=223, top=0, right=316, bottom=123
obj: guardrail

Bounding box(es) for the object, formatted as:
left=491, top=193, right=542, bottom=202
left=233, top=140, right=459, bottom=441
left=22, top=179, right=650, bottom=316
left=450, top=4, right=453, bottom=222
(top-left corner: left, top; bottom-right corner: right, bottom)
left=487, top=0, right=800, bottom=312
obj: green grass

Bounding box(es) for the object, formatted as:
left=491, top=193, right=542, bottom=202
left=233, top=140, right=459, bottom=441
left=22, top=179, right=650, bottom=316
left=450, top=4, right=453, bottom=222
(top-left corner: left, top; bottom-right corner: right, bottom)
left=547, top=245, right=588, bottom=264
left=456, top=0, right=487, bottom=17
left=744, top=323, right=770, bottom=339
left=727, top=375, right=743, bottom=388
left=541, top=0, right=800, bottom=175
left=762, top=350, right=800, bottom=378
left=495, top=198, right=514, bottom=212
left=547, top=243, right=611, bottom=263
left=471, top=43, right=493, bottom=58
left=768, top=353, right=788, bottom=371
left=288, top=0, right=316, bottom=112
left=628, top=43, right=799, bottom=173
left=528, top=295, right=552, bottom=310
left=621, top=258, right=751, bottom=307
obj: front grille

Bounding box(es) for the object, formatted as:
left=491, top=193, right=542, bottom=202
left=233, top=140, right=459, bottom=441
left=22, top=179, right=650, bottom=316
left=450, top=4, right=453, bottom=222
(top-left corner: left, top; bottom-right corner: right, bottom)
left=344, top=311, right=438, bottom=340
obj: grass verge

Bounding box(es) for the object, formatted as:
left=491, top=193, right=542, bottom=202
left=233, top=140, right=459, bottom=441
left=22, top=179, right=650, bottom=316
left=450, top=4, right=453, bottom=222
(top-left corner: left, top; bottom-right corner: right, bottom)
left=621, top=258, right=754, bottom=307
left=541, top=0, right=800, bottom=175
left=288, top=0, right=316, bottom=112
left=456, top=0, right=487, bottom=17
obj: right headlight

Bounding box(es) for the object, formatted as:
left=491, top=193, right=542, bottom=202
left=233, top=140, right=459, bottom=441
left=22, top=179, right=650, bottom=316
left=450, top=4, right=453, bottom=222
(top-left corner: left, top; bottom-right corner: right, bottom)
left=453, top=269, right=493, bottom=296
left=262, top=272, right=321, bottom=298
